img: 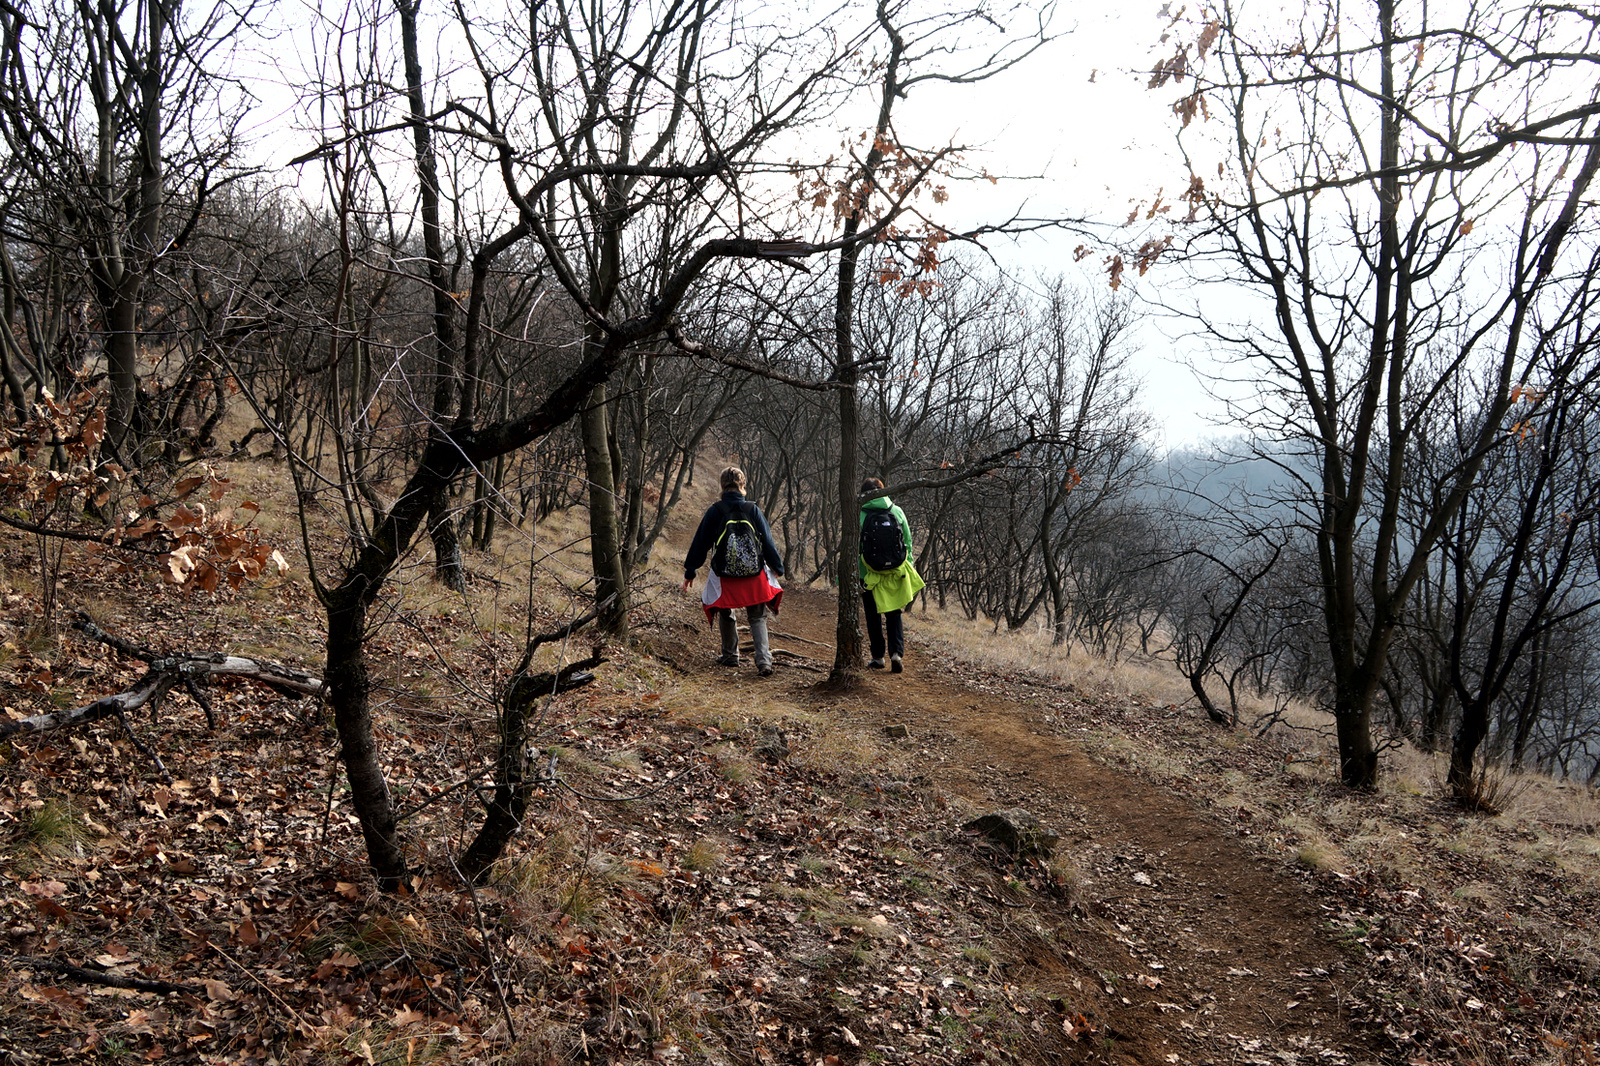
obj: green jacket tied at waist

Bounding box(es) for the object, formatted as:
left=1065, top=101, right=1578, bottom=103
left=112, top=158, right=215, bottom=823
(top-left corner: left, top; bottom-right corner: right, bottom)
left=859, top=495, right=925, bottom=613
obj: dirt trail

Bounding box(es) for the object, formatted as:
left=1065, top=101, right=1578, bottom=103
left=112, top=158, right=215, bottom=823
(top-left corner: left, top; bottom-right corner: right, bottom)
left=770, top=586, right=1378, bottom=1065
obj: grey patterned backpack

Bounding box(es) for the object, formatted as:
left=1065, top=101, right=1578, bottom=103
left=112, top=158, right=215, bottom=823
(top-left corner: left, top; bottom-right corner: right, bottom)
left=711, top=500, right=763, bottom=578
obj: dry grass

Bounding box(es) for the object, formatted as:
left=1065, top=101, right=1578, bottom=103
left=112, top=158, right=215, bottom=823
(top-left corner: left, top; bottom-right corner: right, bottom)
left=902, top=583, right=1600, bottom=962
left=681, top=837, right=723, bottom=874
left=911, top=604, right=1194, bottom=707
left=8, top=435, right=1598, bottom=1063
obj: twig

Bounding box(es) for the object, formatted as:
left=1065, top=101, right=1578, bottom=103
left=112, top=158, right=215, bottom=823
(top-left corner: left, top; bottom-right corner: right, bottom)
left=183, top=678, right=217, bottom=730
left=514, top=609, right=601, bottom=674
left=204, top=940, right=317, bottom=1035
left=394, top=764, right=497, bottom=824
left=74, top=614, right=159, bottom=661
left=320, top=754, right=341, bottom=845
left=767, top=629, right=830, bottom=648
left=444, top=850, right=518, bottom=1042
left=4, top=954, right=199, bottom=995
left=557, top=772, right=690, bottom=803
left=114, top=707, right=172, bottom=783
left=400, top=950, right=462, bottom=1017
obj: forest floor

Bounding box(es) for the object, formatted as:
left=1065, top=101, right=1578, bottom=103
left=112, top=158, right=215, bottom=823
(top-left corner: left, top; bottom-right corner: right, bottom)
left=2, top=481, right=1599, bottom=1065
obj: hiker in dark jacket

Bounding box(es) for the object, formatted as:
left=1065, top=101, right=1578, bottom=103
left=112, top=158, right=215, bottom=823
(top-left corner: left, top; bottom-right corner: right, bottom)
left=859, top=477, right=925, bottom=673
left=683, top=467, right=785, bottom=676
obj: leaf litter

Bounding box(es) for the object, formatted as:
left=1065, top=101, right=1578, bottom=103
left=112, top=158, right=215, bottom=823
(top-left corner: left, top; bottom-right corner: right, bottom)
left=0, top=520, right=1595, bottom=1065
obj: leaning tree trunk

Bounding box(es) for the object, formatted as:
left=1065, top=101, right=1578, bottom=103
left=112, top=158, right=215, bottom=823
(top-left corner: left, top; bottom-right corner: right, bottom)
left=458, top=652, right=602, bottom=882
left=325, top=587, right=409, bottom=892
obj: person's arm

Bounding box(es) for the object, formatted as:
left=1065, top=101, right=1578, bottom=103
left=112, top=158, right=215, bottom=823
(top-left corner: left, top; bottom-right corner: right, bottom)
left=895, top=505, right=914, bottom=556
left=683, top=503, right=722, bottom=584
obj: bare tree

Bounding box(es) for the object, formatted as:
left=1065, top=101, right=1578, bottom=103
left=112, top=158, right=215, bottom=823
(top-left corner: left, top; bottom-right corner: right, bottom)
left=271, top=0, right=885, bottom=888
left=1159, top=0, right=1600, bottom=787
left=821, top=0, right=1056, bottom=680
left=0, top=0, right=258, bottom=451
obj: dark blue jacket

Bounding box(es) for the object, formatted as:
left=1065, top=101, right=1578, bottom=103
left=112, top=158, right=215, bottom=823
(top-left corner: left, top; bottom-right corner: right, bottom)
left=684, top=491, right=785, bottom=579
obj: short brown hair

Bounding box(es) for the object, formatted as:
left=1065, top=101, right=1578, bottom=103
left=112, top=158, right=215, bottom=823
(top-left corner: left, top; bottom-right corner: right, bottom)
left=720, top=466, right=746, bottom=492
left=860, top=477, right=883, bottom=494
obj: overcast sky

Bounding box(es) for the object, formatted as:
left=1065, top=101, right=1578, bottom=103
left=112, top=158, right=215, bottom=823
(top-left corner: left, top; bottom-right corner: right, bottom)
left=242, top=1, right=1227, bottom=449
left=886, top=6, right=1233, bottom=450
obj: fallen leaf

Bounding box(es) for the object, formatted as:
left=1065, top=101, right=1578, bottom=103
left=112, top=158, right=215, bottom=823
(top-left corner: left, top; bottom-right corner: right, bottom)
left=202, top=979, right=236, bottom=1002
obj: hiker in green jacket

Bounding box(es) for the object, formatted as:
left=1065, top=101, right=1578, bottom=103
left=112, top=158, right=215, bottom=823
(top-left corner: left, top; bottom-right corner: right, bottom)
left=858, top=477, right=925, bottom=673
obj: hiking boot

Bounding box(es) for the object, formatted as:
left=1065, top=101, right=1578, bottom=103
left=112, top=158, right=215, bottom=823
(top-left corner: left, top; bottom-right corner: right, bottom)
left=716, top=654, right=740, bottom=667
left=758, top=665, right=774, bottom=677
left=891, top=655, right=903, bottom=674
left=868, top=658, right=884, bottom=670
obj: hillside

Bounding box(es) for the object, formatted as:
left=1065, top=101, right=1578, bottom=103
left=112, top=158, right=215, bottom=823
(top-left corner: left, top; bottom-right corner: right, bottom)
left=2, top=463, right=1598, bottom=1065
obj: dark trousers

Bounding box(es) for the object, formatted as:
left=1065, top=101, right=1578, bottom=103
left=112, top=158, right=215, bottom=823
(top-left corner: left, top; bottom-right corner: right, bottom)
left=862, top=587, right=903, bottom=660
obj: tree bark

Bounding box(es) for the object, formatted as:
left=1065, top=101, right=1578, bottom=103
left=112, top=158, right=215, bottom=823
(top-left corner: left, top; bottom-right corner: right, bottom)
left=581, top=382, right=628, bottom=638
left=397, top=0, right=465, bottom=590
left=325, top=587, right=409, bottom=892
left=0, top=651, right=323, bottom=739
left=828, top=12, right=905, bottom=682
left=458, top=654, right=602, bottom=882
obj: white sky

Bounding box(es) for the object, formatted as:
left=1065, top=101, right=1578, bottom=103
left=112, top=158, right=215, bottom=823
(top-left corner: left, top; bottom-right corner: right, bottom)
left=885, top=7, right=1231, bottom=450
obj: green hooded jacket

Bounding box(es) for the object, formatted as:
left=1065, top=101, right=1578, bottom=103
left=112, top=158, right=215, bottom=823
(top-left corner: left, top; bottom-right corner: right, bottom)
left=859, top=495, right=926, bottom=613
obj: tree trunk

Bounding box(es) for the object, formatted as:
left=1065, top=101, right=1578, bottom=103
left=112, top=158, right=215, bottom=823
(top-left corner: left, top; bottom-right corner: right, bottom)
left=1334, top=684, right=1379, bottom=789
left=105, top=291, right=140, bottom=456
left=1446, top=696, right=1489, bottom=799
left=827, top=12, right=905, bottom=682
left=1190, top=673, right=1231, bottom=727
left=581, top=383, right=628, bottom=638
left=326, top=589, right=409, bottom=892
left=429, top=490, right=467, bottom=594
left=832, top=366, right=863, bottom=678
left=459, top=655, right=600, bottom=882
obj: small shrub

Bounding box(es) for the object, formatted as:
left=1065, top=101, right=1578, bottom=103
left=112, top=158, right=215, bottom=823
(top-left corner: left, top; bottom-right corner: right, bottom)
left=1449, top=764, right=1531, bottom=816
left=18, top=798, right=87, bottom=854
left=682, top=837, right=722, bottom=874
left=1294, top=841, right=1343, bottom=872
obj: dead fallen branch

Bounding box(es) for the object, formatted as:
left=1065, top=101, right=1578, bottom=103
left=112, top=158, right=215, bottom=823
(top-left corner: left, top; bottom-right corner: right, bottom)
left=768, top=629, right=831, bottom=648
left=0, top=617, right=324, bottom=739
left=4, top=954, right=201, bottom=996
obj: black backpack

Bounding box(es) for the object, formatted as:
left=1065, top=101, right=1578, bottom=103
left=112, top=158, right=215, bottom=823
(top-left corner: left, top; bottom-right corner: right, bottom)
left=860, top=508, right=906, bottom=571
left=711, top=500, right=764, bottom=578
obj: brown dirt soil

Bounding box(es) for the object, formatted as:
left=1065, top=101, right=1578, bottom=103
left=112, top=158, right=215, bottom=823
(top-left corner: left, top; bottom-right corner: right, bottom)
left=662, top=584, right=1383, bottom=1065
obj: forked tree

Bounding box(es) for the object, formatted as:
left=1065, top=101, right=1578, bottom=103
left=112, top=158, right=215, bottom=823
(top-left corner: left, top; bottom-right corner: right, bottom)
left=283, top=0, right=898, bottom=888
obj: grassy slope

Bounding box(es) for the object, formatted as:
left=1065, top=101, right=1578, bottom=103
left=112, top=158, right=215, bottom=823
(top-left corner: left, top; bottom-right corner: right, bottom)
left=0, top=454, right=1596, bottom=1065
